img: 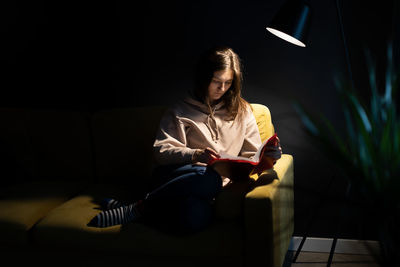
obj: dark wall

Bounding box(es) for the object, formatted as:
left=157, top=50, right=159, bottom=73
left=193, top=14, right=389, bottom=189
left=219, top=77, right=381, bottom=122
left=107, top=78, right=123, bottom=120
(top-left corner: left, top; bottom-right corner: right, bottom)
left=1, top=0, right=397, bottom=239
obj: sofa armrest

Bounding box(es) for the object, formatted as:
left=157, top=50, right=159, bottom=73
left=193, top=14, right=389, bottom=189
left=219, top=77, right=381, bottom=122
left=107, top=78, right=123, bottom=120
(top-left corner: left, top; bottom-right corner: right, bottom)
left=244, top=154, right=294, bottom=267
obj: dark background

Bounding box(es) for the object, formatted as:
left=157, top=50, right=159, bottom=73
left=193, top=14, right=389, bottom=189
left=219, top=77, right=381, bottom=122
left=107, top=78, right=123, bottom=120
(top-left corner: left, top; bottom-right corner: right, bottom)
left=1, top=0, right=398, bottom=239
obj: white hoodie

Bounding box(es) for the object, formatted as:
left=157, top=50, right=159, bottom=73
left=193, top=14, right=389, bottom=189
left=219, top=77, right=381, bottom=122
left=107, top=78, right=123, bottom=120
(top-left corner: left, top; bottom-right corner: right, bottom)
left=153, top=96, right=262, bottom=166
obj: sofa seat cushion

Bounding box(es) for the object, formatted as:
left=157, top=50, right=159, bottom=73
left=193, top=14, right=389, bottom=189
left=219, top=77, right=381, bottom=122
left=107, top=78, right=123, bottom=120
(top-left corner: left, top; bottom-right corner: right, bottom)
left=32, top=184, right=244, bottom=260
left=0, top=181, right=88, bottom=246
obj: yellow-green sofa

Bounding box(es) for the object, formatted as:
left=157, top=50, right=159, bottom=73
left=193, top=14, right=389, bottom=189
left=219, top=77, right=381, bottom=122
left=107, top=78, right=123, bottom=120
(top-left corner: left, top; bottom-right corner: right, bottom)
left=0, top=104, right=293, bottom=267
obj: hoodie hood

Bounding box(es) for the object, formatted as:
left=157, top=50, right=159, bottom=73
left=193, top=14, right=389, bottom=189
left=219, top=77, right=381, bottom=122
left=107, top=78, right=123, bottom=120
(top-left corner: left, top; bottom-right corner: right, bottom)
left=182, top=96, right=224, bottom=115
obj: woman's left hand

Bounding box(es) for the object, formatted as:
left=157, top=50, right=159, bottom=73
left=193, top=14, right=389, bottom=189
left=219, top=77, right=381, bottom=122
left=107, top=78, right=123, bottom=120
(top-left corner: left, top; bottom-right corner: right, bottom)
left=263, top=137, right=282, bottom=164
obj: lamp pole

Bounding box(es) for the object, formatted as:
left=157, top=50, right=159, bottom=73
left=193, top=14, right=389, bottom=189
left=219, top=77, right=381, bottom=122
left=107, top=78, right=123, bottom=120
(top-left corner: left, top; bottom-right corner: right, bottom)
left=325, top=1, right=356, bottom=265
left=335, top=0, right=356, bottom=91
left=266, top=0, right=356, bottom=266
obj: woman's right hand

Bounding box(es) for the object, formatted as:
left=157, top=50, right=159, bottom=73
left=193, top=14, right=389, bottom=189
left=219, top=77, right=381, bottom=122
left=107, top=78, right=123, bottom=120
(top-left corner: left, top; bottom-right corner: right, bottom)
left=192, top=147, right=220, bottom=164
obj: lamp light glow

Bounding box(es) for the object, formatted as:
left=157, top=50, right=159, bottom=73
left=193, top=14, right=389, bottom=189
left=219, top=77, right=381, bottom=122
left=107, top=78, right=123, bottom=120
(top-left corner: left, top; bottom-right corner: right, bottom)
left=266, top=27, right=306, bottom=47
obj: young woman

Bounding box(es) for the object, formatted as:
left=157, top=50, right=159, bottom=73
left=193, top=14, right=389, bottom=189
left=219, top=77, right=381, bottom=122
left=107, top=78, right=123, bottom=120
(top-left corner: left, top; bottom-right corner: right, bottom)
left=88, top=46, right=282, bottom=233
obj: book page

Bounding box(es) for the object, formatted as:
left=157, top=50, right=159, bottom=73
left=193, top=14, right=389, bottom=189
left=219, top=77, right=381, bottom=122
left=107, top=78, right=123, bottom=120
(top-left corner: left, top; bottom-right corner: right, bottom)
left=217, top=152, right=258, bottom=162
left=212, top=133, right=278, bottom=164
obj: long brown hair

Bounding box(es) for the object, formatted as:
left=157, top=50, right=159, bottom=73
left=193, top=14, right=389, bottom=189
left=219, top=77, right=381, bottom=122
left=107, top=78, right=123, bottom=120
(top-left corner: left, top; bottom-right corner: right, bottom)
left=193, top=46, right=249, bottom=121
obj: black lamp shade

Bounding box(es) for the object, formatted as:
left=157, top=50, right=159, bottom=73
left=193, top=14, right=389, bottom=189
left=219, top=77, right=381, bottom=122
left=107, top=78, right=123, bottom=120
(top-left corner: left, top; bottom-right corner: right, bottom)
left=266, top=0, right=311, bottom=47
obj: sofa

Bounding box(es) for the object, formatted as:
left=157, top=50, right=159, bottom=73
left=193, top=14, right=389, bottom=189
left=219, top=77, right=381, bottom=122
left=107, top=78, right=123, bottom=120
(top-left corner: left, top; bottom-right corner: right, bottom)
left=0, top=103, right=294, bottom=267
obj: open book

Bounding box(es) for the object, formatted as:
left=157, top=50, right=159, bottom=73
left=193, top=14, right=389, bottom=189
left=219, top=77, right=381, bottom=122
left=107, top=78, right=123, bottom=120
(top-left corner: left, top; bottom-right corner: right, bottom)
left=209, top=133, right=279, bottom=181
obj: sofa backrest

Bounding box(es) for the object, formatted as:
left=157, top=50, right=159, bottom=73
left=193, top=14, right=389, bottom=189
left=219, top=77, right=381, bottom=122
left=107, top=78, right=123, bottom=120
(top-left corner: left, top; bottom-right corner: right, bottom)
left=0, top=108, right=94, bottom=184
left=91, top=106, right=167, bottom=188
left=251, top=103, right=275, bottom=142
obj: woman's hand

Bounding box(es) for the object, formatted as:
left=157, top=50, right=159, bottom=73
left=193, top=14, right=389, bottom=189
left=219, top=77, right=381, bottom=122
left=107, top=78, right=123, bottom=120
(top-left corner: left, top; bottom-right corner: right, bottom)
left=192, top=147, right=220, bottom=164
left=263, top=137, right=282, bottom=165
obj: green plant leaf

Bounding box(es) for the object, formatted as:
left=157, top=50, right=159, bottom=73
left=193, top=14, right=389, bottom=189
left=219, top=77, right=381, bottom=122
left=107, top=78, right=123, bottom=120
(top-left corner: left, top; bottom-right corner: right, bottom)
left=384, top=42, right=393, bottom=107
left=293, top=42, right=400, bottom=246
left=348, top=93, right=372, bottom=133
left=365, top=48, right=381, bottom=129
left=293, top=100, right=356, bottom=180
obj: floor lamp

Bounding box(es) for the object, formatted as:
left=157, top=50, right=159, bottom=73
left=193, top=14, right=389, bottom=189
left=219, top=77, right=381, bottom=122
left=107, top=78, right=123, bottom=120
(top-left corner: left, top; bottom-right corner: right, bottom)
left=266, top=0, right=356, bottom=266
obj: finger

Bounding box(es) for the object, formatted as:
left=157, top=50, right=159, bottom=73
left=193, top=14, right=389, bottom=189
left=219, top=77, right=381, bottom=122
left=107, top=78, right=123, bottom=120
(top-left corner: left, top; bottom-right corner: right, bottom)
left=209, top=154, right=219, bottom=160
left=206, top=147, right=218, bottom=155
left=206, top=147, right=220, bottom=158
left=271, top=136, right=280, bottom=146
left=265, top=145, right=281, bottom=151
left=206, top=153, right=219, bottom=165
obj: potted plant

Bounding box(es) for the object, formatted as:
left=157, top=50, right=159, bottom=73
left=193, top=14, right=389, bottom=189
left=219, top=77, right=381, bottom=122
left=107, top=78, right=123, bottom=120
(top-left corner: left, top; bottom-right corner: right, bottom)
left=294, top=42, right=400, bottom=266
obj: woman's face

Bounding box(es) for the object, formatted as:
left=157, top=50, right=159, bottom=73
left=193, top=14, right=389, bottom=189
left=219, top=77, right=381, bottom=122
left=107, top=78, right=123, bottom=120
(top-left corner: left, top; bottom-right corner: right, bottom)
left=207, top=69, right=234, bottom=104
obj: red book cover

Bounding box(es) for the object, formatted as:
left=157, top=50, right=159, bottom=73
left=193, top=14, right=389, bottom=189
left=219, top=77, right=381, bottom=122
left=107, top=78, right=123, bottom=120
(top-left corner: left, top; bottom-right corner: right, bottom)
left=209, top=133, right=279, bottom=181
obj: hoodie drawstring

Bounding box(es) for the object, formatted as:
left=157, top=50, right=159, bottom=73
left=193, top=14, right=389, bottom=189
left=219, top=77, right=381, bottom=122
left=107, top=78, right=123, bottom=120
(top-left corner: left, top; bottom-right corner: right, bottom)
left=183, top=97, right=222, bottom=143
left=206, top=106, right=219, bottom=142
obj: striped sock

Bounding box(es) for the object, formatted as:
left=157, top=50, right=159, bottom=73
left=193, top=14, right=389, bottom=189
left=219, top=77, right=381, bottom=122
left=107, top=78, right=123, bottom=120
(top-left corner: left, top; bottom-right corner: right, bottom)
left=88, top=201, right=143, bottom=228
left=100, top=198, right=124, bottom=210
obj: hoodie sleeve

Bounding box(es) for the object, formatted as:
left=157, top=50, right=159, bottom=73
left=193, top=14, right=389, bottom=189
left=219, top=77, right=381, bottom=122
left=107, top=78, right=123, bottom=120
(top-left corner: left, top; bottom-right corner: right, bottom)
left=239, top=107, right=262, bottom=159
left=153, top=108, right=197, bottom=165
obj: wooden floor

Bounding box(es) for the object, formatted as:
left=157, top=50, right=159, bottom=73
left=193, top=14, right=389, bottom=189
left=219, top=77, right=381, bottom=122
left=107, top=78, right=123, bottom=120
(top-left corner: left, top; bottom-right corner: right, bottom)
left=284, top=251, right=380, bottom=267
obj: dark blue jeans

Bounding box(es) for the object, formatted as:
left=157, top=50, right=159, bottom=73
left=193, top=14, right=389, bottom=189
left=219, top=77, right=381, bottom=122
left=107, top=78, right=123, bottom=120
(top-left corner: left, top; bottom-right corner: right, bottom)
left=143, top=164, right=222, bottom=234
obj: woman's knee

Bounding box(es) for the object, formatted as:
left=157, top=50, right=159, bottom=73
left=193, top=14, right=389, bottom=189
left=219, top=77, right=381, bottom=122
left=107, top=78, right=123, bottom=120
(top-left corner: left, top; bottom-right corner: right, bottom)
left=173, top=165, right=222, bottom=196
left=178, top=197, right=213, bottom=233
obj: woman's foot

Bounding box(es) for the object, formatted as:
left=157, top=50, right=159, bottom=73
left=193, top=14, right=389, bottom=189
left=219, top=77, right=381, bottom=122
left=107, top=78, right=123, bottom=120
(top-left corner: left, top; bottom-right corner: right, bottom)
left=88, top=201, right=144, bottom=228
left=100, top=198, right=125, bottom=210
